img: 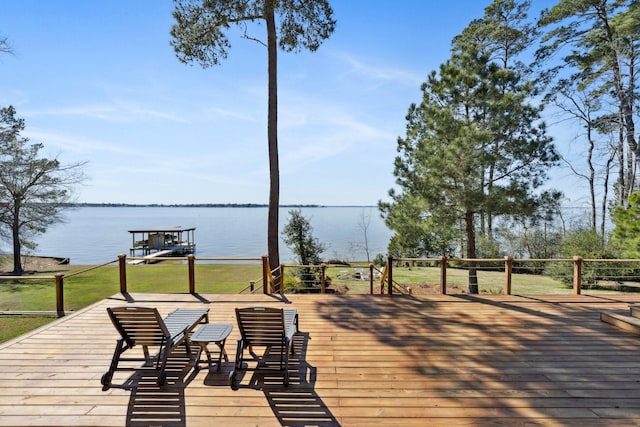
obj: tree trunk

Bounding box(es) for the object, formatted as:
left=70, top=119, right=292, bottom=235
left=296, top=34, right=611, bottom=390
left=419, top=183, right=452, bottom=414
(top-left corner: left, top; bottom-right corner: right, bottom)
left=12, top=203, right=23, bottom=274
left=601, top=151, right=614, bottom=242
left=465, top=210, right=478, bottom=294
left=266, top=5, right=280, bottom=289
left=586, top=122, right=596, bottom=231
left=617, top=115, right=627, bottom=207
left=600, top=6, right=637, bottom=205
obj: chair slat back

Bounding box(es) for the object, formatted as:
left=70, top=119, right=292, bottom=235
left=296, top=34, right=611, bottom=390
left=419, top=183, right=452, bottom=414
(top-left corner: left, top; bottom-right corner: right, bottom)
left=236, top=307, right=286, bottom=347
left=107, top=307, right=170, bottom=347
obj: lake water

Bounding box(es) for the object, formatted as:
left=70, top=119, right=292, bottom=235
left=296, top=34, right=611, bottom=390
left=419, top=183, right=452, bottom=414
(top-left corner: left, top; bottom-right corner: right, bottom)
left=15, top=206, right=393, bottom=264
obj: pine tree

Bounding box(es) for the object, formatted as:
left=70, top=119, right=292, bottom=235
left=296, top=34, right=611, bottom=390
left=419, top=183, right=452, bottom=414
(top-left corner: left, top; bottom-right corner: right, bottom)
left=382, top=48, right=558, bottom=293
left=170, top=0, right=335, bottom=285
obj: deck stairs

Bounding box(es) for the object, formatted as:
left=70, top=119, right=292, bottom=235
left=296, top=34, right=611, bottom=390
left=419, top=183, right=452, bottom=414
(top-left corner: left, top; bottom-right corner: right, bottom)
left=600, top=304, right=640, bottom=334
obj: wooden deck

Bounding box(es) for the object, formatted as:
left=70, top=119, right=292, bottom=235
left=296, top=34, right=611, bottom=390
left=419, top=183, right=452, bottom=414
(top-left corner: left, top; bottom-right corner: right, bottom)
left=2, top=292, right=640, bottom=426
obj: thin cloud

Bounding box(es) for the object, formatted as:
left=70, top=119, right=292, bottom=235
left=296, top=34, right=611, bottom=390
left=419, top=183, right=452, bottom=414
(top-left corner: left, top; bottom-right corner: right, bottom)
left=204, top=107, right=257, bottom=122
left=333, top=51, right=423, bottom=87
left=24, top=129, right=137, bottom=155
left=0, top=90, right=30, bottom=107
left=108, top=160, right=266, bottom=189
left=28, top=104, right=188, bottom=123
left=330, top=115, right=396, bottom=142
left=280, top=113, right=395, bottom=174
left=126, top=106, right=189, bottom=123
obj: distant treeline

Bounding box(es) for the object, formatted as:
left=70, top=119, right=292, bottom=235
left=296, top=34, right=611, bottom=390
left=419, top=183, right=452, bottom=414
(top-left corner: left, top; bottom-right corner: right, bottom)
left=65, top=203, right=331, bottom=208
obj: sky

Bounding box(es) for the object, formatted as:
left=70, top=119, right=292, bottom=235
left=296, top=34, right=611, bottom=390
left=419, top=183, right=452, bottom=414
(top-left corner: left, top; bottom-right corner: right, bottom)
left=0, top=0, right=583, bottom=207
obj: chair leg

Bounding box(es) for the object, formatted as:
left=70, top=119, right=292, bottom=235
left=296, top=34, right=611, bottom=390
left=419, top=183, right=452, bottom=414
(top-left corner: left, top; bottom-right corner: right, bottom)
left=101, top=338, right=126, bottom=389
left=156, top=339, right=189, bottom=386
left=229, top=339, right=244, bottom=390
left=184, top=336, right=192, bottom=355
left=155, top=342, right=172, bottom=386
left=233, top=339, right=244, bottom=371
left=142, top=345, right=152, bottom=365
left=291, top=314, right=299, bottom=355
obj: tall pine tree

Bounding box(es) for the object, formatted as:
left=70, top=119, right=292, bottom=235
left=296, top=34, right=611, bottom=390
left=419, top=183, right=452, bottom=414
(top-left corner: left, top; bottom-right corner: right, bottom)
left=171, top=0, right=335, bottom=283
left=382, top=2, right=558, bottom=293
left=537, top=0, right=640, bottom=209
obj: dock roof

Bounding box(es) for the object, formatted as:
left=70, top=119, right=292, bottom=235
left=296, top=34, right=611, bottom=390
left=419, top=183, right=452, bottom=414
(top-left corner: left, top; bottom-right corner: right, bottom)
left=128, top=226, right=196, bottom=233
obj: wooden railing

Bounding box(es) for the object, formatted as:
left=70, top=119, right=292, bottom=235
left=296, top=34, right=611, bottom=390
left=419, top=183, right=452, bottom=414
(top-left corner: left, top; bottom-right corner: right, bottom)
left=0, top=258, right=121, bottom=316
left=4, top=254, right=640, bottom=315
left=277, top=262, right=389, bottom=295
left=384, top=256, right=638, bottom=295
left=1, top=254, right=267, bottom=316
left=118, top=254, right=268, bottom=294
left=272, top=256, right=640, bottom=296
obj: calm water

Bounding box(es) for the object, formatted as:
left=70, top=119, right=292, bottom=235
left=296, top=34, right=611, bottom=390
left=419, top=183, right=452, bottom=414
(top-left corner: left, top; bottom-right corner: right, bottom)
left=16, top=206, right=392, bottom=264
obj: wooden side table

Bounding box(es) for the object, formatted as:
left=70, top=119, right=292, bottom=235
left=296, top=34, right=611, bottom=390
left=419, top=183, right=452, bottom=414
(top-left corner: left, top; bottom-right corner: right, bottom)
left=190, top=323, right=233, bottom=372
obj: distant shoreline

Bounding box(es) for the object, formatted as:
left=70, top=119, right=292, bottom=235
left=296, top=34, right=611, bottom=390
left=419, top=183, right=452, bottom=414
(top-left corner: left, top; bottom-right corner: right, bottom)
left=66, top=203, right=377, bottom=208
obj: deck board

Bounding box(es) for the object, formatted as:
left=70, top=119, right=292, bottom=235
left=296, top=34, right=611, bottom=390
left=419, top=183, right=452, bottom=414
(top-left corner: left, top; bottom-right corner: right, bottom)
left=1, top=293, right=640, bottom=426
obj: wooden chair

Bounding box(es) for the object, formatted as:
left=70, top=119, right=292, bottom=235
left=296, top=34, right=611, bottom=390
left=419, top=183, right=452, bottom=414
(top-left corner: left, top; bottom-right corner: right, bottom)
left=230, top=307, right=299, bottom=389
left=101, top=306, right=208, bottom=389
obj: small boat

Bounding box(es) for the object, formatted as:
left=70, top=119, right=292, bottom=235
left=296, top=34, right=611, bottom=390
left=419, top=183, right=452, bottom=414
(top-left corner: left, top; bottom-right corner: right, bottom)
left=128, top=226, right=196, bottom=261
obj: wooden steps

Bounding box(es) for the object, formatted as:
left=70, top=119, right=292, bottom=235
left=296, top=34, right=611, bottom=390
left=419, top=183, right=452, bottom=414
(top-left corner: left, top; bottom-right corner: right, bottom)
left=601, top=304, right=640, bottom=334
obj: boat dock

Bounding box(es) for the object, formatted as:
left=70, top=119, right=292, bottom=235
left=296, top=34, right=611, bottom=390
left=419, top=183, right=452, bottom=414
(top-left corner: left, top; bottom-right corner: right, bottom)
left=128, top=226, right=196, bottom=262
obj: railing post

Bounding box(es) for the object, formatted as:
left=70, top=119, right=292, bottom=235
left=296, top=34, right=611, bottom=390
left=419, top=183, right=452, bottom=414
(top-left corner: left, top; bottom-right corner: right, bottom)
left=573, top=256, right=583, bottom=295
left=188, top=254, right=195, bottom=294
left=369, top=264, right=374, bottom=295
left=387, top=256, right=393, bottom=295
left=118, top=254, right=127, bottom=294
left=250, top=280, right=255, bottom=292
left=505, top=256, right=513, bottom=295
left=321, top=264, right=326, bottom=293
left=262, top=256, right=269, bottom=294
left=440, top=256, right=448, bottom=294
left=280, top=264, right=285, bottom=295
left=55, top=273, right=64, bottom=316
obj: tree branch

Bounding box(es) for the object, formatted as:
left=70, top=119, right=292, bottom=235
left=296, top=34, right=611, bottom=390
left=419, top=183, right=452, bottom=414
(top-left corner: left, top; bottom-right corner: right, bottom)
left=240, top=22, right=267, bottom=48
